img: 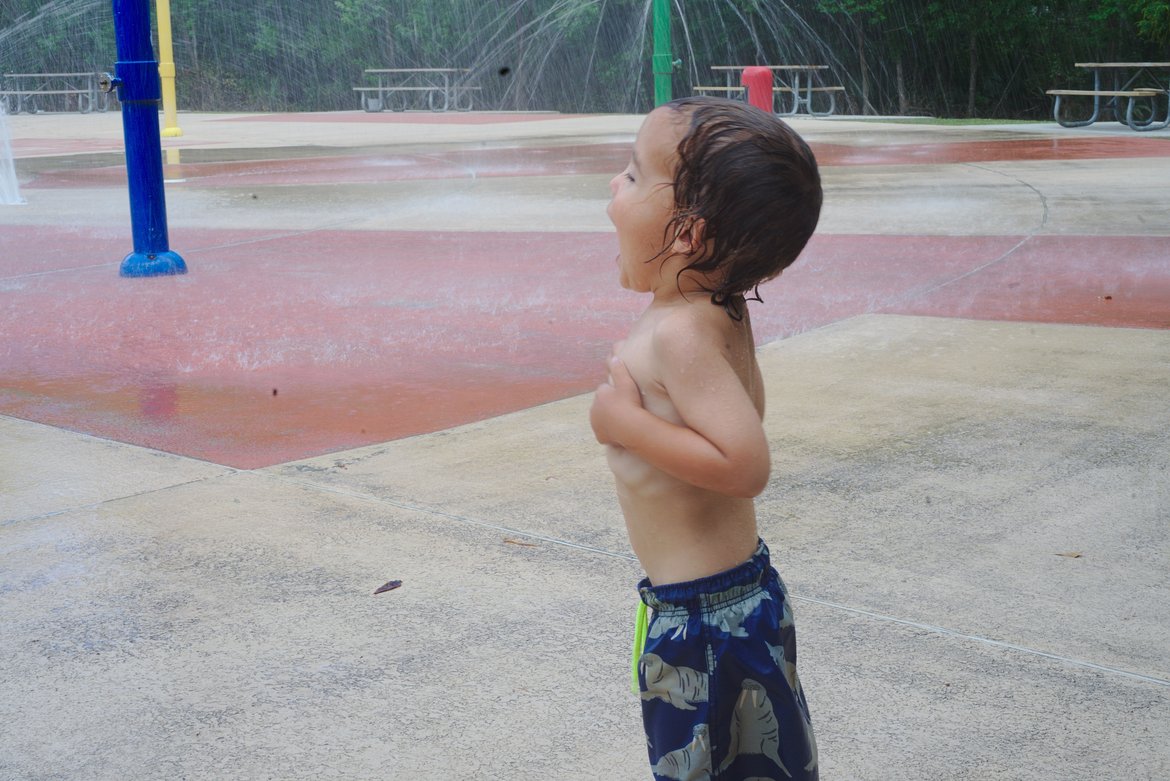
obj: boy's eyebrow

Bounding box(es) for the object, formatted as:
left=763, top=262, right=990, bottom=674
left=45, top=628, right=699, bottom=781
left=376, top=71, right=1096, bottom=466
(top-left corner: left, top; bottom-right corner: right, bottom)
left=630, top=151, right=642, bottom=170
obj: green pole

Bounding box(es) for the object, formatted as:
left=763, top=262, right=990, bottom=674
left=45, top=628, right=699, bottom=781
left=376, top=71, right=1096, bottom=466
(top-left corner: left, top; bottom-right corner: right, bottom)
left=652, top=0, right=672, bottom=106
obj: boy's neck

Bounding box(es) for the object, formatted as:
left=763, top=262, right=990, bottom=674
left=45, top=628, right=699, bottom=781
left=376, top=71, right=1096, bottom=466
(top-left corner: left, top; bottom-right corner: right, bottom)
left=647, top=263, right=719, bottom=305
left=646, top=279, right=747, bottom=323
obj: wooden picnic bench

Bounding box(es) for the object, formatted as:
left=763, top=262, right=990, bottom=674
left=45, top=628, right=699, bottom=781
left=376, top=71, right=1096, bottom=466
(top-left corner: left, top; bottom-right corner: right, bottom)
left=1047, top=63, right=1170, bottom=131
left=693, top=85, right=745, bottom=97
left=694, top=84, right=846, bottom=103
left=700, top=66, right=844, bottom=116
left=353, top=68, right=479, bottom=112
left=0, top=72, right=110, bottom=114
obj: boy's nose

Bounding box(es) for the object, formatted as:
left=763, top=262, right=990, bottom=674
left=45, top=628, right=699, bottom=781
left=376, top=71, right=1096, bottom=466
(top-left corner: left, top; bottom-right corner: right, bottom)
left=608, top=174, right=621, bottom=195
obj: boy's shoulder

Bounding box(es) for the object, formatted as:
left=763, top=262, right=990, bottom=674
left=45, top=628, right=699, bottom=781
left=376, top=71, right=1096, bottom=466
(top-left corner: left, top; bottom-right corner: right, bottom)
left=649, top=298, right=740, bottom=362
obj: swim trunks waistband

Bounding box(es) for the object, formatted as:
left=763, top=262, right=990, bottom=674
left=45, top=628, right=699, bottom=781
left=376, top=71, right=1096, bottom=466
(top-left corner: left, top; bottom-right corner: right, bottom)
left=637, top=539, right=771, bottom=613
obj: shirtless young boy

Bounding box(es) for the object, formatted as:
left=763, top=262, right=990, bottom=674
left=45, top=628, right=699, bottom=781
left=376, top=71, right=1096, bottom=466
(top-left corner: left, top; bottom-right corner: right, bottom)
left=590, top=97, right=822, bottom=780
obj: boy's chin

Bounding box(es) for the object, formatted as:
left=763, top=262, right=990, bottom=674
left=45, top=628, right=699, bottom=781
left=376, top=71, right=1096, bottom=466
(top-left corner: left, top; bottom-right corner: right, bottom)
left=616, top=260, right=647, bottom=292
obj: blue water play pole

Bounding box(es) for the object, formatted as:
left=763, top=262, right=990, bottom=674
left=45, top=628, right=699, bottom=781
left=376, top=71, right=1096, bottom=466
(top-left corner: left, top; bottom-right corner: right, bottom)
left=108, top=0, right=186, bottom=277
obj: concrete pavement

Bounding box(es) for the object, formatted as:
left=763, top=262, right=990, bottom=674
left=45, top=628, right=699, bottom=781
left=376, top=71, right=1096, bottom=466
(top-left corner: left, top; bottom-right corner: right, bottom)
left=1, top=110, right=1168, bottom=780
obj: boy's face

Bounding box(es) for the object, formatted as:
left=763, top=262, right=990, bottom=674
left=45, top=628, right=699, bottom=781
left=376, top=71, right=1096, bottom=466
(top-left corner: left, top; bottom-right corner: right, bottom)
left=606, top=107, right=685, bottom=293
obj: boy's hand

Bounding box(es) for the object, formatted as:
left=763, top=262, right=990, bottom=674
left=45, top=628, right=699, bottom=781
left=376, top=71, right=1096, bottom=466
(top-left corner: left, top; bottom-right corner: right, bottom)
left=590, top=356, right=643, bottom=446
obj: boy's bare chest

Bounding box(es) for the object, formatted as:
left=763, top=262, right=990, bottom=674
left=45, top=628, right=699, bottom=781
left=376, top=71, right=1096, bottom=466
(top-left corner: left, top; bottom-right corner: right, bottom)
left=615, top=305, right=765, bottom=422
left=613, top=321, right=684, bottom=426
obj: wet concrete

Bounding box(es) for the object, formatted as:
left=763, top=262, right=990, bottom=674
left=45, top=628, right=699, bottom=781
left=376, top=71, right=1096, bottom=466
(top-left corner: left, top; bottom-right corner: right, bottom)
left=2, top=113, right=1167, bottom=467
left=1, top=111, right=1168, bottom=779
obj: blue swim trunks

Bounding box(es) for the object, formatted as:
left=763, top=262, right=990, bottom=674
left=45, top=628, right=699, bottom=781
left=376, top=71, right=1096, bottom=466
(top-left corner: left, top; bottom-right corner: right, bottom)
left=635, top=541, right=818, bottom=780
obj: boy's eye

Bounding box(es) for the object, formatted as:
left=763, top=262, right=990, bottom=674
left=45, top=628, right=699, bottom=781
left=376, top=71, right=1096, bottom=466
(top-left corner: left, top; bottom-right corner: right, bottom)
left=623, top=172, right=635, bottom=183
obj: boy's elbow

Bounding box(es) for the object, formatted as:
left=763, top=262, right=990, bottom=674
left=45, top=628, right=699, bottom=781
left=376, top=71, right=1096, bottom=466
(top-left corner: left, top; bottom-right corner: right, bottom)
left=734, top=442, right=771, bottom=497
left=723, top=459, right=770, bottom=498
left=734, top=470, right=770, bottom=498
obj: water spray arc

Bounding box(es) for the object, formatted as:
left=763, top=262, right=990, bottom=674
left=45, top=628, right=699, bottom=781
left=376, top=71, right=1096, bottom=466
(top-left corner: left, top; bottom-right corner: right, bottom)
left=103, top=0, right=185, bottom=277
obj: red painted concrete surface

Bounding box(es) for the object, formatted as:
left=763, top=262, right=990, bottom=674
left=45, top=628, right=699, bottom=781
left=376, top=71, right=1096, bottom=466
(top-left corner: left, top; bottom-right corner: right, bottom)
left=21, top=136, right=1170, bottom=189
left=225, top=111, right=590, bottom=125
left=3, top=129, right=1168, bottom=468
left=812, top=136, right=1170, bottom=165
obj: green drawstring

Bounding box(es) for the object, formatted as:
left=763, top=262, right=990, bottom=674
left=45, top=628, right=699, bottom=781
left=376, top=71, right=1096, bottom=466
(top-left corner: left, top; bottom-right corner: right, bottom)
left=631, top=599, right=649, bottom=695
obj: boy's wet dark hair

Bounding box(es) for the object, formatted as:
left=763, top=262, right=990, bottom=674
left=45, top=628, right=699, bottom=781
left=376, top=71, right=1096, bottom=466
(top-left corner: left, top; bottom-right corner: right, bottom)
left=662, top=97, right=822, bottom=317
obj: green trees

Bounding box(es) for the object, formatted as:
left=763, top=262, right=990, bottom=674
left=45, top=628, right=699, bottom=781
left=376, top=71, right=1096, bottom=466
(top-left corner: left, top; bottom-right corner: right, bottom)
left=0, top=0, right=116, bottom=75
left=801, top=0, right=1166, bottom=117
left=0, top=0, right=1165, bottom=117
left=1131, top=0, right=1170, bottom=44
left=813, top=0, right=890, bottom=114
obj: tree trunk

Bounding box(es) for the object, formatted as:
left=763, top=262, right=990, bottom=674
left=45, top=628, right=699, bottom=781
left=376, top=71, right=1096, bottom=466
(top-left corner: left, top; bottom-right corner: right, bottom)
left=856, top=21, right=874, bottom=115
left=896, top=58, right=908, bottom=115
left=967, top=28, right=977, bottom=117
left=382, top=11, right=395, bottom=65
left=189, top=29, right=201, bottom=110
left=512, top=4, right=529, bottom=110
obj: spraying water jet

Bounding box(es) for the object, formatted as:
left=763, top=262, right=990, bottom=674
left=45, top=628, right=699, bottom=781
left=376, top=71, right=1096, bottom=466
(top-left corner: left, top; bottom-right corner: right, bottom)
left=0, top=104, right=24, bottom=205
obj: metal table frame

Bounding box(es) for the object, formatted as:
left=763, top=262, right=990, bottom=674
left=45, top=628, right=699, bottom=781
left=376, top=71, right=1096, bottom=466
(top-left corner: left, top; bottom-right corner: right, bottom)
left=358, top=68, right=474, bottom=112
left=710, top=65, right=833, bottom=116
left=1, top=72, right=109, bottom=114
left=1070, top=62, right=1170, bottom=131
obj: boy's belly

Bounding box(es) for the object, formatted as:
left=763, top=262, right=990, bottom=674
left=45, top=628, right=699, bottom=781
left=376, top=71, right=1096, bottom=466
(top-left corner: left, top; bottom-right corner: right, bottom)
left=607, top=445, right=760, bottom=585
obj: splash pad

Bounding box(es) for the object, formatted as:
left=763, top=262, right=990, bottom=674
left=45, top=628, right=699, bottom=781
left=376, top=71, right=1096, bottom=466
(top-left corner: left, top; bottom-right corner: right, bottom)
left=1, top=109, right=1167, bottom=467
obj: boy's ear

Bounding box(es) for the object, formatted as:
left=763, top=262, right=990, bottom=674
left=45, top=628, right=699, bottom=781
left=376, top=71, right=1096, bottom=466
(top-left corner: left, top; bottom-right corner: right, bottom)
left=671, top=217, right=708, bottom=256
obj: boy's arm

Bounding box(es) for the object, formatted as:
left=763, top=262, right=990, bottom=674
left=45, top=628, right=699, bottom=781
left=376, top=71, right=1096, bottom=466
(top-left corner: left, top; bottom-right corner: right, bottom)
left=590, top=321, right=771, bottom=498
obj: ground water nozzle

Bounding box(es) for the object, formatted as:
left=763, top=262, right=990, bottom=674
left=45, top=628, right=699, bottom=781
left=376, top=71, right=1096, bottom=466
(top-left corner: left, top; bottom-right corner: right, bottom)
left=98, top=73, right=122, bottom=94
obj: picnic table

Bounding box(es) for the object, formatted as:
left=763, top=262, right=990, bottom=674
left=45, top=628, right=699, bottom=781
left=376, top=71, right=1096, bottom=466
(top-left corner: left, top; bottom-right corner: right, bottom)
left=696, top=65, right=844, bottom=116
left=1, top=72, right=110, bottom=114
left=353, top=68, right=477, bottom=112
left=1047, top=62, right=1170, bottom=131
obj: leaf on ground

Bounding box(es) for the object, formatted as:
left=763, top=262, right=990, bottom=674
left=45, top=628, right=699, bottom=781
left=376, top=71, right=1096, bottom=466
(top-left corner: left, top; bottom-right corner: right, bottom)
left=504, top=538, right=538, bottom=547
left=374, top=580, right=403, bottom=594
left=1054, top=552, right=1082, bottom=558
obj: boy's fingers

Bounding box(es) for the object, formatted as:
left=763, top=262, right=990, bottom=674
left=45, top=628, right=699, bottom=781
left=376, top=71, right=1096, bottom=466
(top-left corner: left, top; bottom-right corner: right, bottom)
left=588, top=389, right=611, bottom=443
left=609, top=357, right=640, bottom=396
left=608, top=355, right=626, bottom=376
